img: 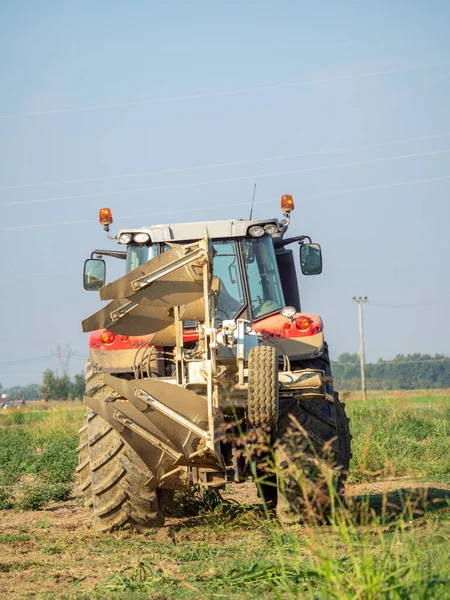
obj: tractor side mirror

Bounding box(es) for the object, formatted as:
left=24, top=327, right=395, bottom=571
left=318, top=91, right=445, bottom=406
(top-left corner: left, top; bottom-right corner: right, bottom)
left=83, top=258, right=106, bottom=290
left=300, top=243, right=322, bottom=276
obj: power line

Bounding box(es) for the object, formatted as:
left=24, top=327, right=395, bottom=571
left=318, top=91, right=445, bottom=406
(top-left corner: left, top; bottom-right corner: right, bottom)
left=2, top=270, right=79, bottom=278
left=1, top=147, right=449, bottom=209
left=1, top=173, right=449, bottom=233
left=0, top=355, right=54, bottom=367
left=1, top=62, right=446, bottom=119
left=2, top=131, right=450, bottom=191
left=0, top=374, right=48, bottom=377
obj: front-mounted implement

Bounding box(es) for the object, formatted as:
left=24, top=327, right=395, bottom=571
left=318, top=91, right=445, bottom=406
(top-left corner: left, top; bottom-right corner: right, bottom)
left=78, top=195, right=351, bottom=530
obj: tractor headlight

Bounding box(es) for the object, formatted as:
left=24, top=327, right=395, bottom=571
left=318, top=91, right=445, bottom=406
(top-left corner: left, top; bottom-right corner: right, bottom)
left=133, top=232, right=150, bottom=244
left=118, top=233, right=132, bottom=244
left=281, top=306, right=297, bottom=319
left=264, top=224, right=279, bottom=236
left=248, top=226, right=265, bottom=238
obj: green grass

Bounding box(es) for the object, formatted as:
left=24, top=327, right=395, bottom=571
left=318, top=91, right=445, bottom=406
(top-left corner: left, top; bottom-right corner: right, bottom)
left=0, top=393, right=448, bottom=599
left=347, top=397, right=450, bottom=484
left=0, top=409, right=83, bottom=509
left=30, top=498, right=450, bottom=600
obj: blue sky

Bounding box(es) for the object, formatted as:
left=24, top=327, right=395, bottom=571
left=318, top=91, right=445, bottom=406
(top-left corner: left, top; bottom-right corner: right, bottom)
left=1, top=1, right=450, bottom=385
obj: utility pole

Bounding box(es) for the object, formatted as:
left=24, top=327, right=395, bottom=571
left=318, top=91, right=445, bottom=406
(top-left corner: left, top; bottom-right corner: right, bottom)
left=352, top=296, right=369, bottom=401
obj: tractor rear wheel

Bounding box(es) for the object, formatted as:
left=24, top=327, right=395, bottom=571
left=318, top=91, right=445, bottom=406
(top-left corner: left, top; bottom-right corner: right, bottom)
left=76, top=361, right=164, bottom=532
left=274, top=392, right=351, bottom=523
left=256, top=347, right=352, bottom=522
left=76, top=413, right=93, bottom=507
left=247, top=345, right=279, bottom=428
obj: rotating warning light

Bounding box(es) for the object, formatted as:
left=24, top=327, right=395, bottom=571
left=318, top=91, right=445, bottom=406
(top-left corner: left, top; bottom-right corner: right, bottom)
left=99, top=208, right=113, bottom=225
left=281, top=194, right=294, bottom=212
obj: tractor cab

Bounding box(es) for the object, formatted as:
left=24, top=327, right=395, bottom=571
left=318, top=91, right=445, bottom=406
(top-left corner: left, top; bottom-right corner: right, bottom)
left=83, top=195, right=323, bottom=331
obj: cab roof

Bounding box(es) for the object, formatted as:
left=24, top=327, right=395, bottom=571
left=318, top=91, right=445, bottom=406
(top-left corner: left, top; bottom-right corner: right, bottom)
left=116, top=218, right=281, bottom=243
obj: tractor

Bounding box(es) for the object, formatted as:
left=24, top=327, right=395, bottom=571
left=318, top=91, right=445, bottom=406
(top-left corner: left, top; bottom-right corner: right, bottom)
left=78, top=194, right=351, bottom=530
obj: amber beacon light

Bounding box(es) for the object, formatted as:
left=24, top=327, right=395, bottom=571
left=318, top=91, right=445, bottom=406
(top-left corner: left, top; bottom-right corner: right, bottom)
left=281, top=194, right=294, bottom=212
left=99, top=207, right=113, bottom=231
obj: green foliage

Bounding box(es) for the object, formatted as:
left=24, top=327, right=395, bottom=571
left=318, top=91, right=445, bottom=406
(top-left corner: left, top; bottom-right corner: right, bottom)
left=39, top=369, right=85, bottom=401
left=0, top=410, right=47, bottom=427
left=16, top=481, right=72, bottom=511
left=0, top=533, right=30, bottom=543
left=333, top=353, right=450, bottom=390
left=0, top=411, right=78, bottom=510
left=0, top=486, right=13, bottom=510
left=40, top=542, right=64, bottom=555
left=40, top=369, right=56, bottom=401
left=99, top=562, right=170, bottom=592
left=71, top=372, right=86, bottom=399
left=6, top=384, right=40, bottom=403
left=0, top=429, right=34, bottom=484
left=17, top=482, right=51, bottom=511
left=35, top=436, right=78, bottom=484
left=348, top=401, right=450, bottom=482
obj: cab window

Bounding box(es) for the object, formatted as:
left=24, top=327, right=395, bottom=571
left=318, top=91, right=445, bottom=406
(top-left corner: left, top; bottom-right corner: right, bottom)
left=126, top=245, right=158, bottom=272
left=241, top=237, right=285, bottom=319
left=212, top=240, right=245, bottom=321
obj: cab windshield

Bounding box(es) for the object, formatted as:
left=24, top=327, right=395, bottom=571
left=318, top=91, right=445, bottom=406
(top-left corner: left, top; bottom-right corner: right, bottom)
left=241, top=237, right=285, bottom=319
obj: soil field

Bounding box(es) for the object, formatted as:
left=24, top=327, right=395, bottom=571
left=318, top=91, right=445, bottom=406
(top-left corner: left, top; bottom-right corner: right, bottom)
left=0, top=479, right=449, bottom=599
left=0, top=393, right=449, bottom=599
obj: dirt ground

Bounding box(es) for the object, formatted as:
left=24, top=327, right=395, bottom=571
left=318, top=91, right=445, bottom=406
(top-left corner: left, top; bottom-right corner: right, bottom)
left=0, top=479, right=448, bottom=599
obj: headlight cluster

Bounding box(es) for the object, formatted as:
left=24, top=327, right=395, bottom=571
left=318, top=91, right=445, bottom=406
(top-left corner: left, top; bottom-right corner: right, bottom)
left=248, top=223, right=279, bottom=237
left=118, top=232, right=150, bottom=245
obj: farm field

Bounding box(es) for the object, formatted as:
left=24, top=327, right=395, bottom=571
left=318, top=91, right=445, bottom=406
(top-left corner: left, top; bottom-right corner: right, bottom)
left=0, top=392, right=449, bottom=599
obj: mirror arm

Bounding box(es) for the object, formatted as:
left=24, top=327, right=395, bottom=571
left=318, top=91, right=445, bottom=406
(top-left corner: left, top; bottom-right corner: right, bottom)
left=274, top=235, right=311, bottom=249
left=90, top=249, right=127, bottom=260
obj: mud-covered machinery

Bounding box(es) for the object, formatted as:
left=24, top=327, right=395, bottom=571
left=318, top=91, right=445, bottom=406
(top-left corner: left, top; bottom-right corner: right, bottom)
left=78, top=195, right=351, bottom=530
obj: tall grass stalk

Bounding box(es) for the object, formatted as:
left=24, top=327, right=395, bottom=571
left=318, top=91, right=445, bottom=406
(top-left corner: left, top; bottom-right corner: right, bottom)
left=249, top=417, right=450, bottom=599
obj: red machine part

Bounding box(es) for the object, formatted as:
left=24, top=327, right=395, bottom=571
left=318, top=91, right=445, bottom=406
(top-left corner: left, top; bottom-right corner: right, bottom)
left=89, top=330, right=152, bottom=351
left=89, top=312, right=321, bottom=351
left=89, top=327, right=200, bottom=351
left=252, top=312, right=323, bottom=339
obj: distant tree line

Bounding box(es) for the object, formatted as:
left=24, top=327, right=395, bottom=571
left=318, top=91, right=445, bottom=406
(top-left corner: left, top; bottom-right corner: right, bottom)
left=332, top=353, right=450, bottom=390
left=2, top=370, right=85, bottom=403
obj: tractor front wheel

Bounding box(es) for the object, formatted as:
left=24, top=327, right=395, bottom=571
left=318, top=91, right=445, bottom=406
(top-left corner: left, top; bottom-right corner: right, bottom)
left=247, top=345, right=279, bottom=428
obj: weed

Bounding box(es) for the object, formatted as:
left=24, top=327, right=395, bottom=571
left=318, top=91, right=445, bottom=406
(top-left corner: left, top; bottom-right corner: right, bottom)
left=99, top=561, right=169, bottom=592
left=0, top=533, right=31, bottom=543
left=17, top=482, right=50, bottom=511
left=40, top=542, right=64, bottom=555
left=36, top=436, right=78, bottom=484
left=0, top=486, right=14, bottom=509
left=0, top=429, right=34, bottom=485
left=36, top=517, right=50, bottom=528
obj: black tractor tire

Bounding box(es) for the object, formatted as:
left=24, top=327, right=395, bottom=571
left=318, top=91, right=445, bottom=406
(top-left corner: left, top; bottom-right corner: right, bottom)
left=334, top=392, right=352, bottom=494
left=257, top=346, right=352, bottom=523
left=75, top=413, right=93, bottom=508
left=77, top=361, right=164, bottom=532
left=247, top=345, right=279, bottom=428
